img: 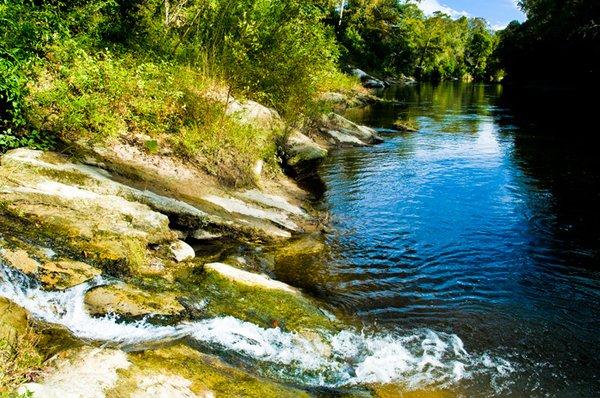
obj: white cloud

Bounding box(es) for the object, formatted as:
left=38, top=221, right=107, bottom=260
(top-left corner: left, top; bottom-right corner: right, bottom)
left=491, top=23, right=508, bottom=31
left=415, top=0, right=469, bottom=18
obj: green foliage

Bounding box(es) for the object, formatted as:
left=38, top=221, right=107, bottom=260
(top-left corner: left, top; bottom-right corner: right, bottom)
left=27, top=41, right=281, bottom=186
left=1, top=0, right=350, bottom=161
left=332, top=1, right=498, bottom=81
left=133, top=0, right=342, bottom=116
left=496, top=0, right=599, bottom=81
left=0, top=0, right=68, bottom=152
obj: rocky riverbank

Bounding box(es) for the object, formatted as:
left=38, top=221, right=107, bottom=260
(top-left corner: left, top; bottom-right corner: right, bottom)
left=0, top=94, right=399, bottom=397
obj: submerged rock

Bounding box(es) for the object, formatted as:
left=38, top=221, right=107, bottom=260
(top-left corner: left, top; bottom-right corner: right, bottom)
left=84, top=284, right=185, bottom=318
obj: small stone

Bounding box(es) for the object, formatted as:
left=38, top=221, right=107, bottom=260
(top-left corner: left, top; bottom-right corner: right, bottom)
left=168, top=240, right=195, bottom=262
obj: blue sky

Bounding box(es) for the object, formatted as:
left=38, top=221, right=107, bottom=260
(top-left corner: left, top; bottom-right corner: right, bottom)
left=415, top=0, right=526, bottom=30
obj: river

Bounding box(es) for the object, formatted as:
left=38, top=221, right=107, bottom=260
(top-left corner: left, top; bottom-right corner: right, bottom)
left=295, top=82, right=600, bottom=396
left=2, top=82, right=598, bottom=396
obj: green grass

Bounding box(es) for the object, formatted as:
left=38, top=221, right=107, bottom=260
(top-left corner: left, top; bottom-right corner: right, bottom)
left=26, top=42, right=283, bottom=186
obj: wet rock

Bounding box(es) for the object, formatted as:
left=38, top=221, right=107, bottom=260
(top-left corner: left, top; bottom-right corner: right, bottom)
left=168, top=240, right=195, bottom=263
left=19, top=347, right=130, bottom=398
left=84, top=284, right=185, bottom=318
left=349, top=68, right=386, bottom=89
left=0, top=246, right=100, bottom=290
left=363, top=79, right=386, bottom=89
left=191, top=230, right=223, bottom=240
left=116, top=345, right=309, bottom=398
left=38, top=260, right=101, bottom=290
left=204, top=262, right=299, bottom=294
left=197, top=268, right=339, bottom=333
left=325, top=129, right=368, bottom=146
left=0, top=248, right=41, bottom=275
left=284, top=131, right=328, bottom=173
left=321, top=113, right=383, bottom=145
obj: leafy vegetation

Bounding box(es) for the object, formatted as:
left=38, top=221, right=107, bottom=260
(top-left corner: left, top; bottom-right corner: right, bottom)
left=1, top=0, right=595, bottom=158
left=495, top=0, right=599, bottom=82
left=0, top=0, right=347, bottom=177
left=331, top=1, right=498, bottom=81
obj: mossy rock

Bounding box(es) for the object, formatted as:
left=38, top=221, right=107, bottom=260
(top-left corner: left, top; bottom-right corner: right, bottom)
left=111, top=345, right=310, bottom=398
left=190, top=265, right=339, bottom=334
left=0, top=239, right=100, bottom=290
left=84, top=284, right=185, bottom=318
left=0, top=149, right=179, bottom=276
left=0, top=298, right=44, bottom=394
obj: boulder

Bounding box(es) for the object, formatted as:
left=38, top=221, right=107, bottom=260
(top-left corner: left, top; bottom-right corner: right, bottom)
left=363, top=79, right=386, bottom=89
left=319, top=92, right=347, bottom=104
left=320, top=113, right=383, bottom=146
left=225, top=98, right=283, bottom=131
left=84, top=284, right=185, bottom=318
left=284, top=131, right=328, bottom=173
left=349, top=67, right=386, bottom=89
left=325, top=130, right=368, bottom=146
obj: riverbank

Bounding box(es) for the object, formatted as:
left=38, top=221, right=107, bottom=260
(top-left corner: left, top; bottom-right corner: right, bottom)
left=0, top=88, right=402, bottom=397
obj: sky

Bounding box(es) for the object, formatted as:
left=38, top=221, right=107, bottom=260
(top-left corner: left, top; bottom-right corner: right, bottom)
left=415, top=0, right=526, bottom=30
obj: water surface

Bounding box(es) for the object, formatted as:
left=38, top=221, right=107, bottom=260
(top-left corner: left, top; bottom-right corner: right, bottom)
left=311, top=83, right=600, bottom=396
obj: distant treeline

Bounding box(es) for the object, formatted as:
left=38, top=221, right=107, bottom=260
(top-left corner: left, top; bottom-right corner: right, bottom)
left=496, top=0, right=599, bottom=83
left=328, top=0, right=500, bottom=81
left=329, top=0, right=599, bottom=83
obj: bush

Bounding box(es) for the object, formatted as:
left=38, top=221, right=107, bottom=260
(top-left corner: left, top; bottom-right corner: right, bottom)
left=27, top=42, right=281, bottom=186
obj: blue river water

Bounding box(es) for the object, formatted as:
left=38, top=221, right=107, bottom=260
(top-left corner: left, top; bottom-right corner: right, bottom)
left=312, top=83, right=600, bottom=396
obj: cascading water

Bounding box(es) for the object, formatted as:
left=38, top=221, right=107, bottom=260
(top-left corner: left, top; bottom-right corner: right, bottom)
left=0, top=262, right=513, bottom=390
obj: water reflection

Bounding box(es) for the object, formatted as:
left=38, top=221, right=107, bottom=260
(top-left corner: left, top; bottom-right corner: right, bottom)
left=297, top=82, right=599, bottom=396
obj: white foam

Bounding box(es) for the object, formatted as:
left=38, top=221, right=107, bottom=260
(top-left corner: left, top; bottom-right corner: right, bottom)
left=0, top=263, right=513, bottom=389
